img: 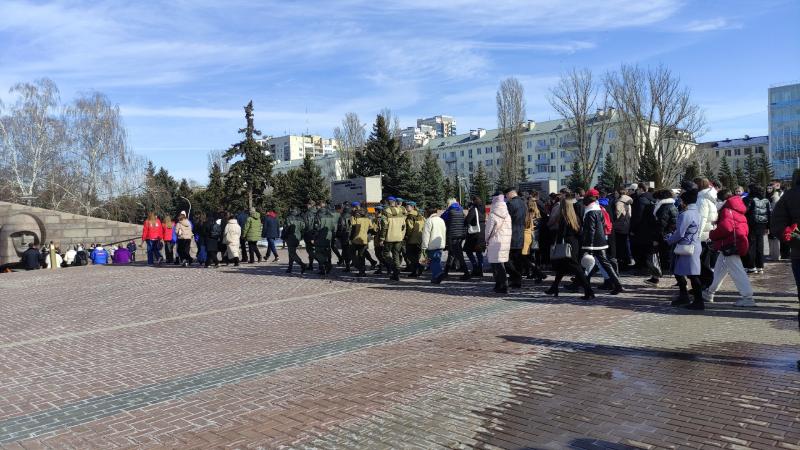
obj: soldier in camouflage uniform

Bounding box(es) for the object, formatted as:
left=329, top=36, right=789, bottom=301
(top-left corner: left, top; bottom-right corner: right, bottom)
left=372, top=205, right=386, bottom=275
left=382, top=196, right=407, bottom=282
left=313, top=200, right=337, bottom=276
left=281, top=208, right=307, bottom=274
left=302, top=200, right=318, bottom=271
left=404, top=201, right=425, bottom=277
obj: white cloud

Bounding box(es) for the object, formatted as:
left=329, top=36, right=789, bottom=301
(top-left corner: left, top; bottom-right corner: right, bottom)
left=679, top=17, right=738, bottom=32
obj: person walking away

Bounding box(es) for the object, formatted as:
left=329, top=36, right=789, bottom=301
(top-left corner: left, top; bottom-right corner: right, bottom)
left=440, top=198, right=470, bottom=280
left=382, top=197, right=407, bottom=281
left=485, top=192, right=513, bottom=294
left=522, top=196, right=546, bottom=282
left=372, top=205, right=387, bottom=274
left=745, top=185, right=770, bottom=274
left=161, top=215, right=176, bottom=264
left=21, top=244, right=41, bottom=270
left=404, top=201, right=425, bottom=277
left=90, top=245, right=109, bottom=265
left=336, top=205, right=353, bottom=272
left=464, top=195, right=487, bottom=278
left=613, top=188, right=633, bottom=269
left=666, top=190, right=704, bottom=309
left=694, top=178, right=719, bottom=288
left=235, top=210, right=249, bottom=264
left=581, top=189, right=624, bottom=295
left=175, top=213, right=194, bottom=267
left=545, top=193, right=593, bottom=299
left=702, top=190, right=755, bottom=306
left=141, top=212, right=163, bottom=266
left=126, top=240, right=137, bottom=262
left=331, top=204, right=344, bottom=265
left=767, top=181, right=783, bottom=260
left=421, top=206, right=447, bottom=284
left=645, top=189, right=678, bottom=286
left=282, top=208, right=307, bottom=274
left=222, top=213, right=242, bottom=266
left=242, top=208, right=263, bottom=263
left=193, top=212, right=206, bottom=267
left=349, top=203, right=372, bottom=277
left=504, top=189, right=528, bottom=287
left=203, top=213, right=222, bottom=268
left=629, top=183, right=654, bottom=270
left=313, top=201, right=337, bottom=276
left=262, top=211, right=280, bottom=262
left=302, top=201, right=318, bottom=271
left=113, top=244, right=131, bottom=265
left=769, top=170, right=800, bottom=327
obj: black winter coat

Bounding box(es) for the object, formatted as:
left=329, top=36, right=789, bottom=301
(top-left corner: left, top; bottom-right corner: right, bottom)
left=581, top=204, right=608, bottom=250
left=507, top=196, right=527, bottom=249
left=21, top=248, right=40, bottom=270
left=442, top=204, right=466, bottom=241
left=770, top=186, right=800, bottom=259
left=203, top=219, right=220, bottom=252
left=262, top=216, right=280, bottom=239
left=464, top=204, right=486, bottom=251
left=631, top=192, right=655, bottom=244
left=654, top=201, right=678, bottom=240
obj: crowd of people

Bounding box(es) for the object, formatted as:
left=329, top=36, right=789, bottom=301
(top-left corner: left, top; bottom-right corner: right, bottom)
left=16, top=174, right=800, bottom=326
left=19, top=240, right=137, bottom=270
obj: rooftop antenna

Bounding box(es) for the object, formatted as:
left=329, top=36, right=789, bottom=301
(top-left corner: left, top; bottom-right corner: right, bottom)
left=305, top=105, right=309, bottom=136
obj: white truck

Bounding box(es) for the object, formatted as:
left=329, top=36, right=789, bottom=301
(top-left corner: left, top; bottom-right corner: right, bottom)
left=331, top=176, right=383, bottom=207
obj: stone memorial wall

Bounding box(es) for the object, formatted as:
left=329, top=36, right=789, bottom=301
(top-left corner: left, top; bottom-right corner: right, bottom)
left=0, top=201, right=142, bottom=266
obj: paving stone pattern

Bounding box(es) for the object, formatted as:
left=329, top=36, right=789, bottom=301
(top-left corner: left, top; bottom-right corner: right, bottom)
left=0, top=252, right=798, bottom=449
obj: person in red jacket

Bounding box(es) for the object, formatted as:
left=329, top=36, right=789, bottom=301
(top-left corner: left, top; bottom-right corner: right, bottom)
left=703, top=190, right=755, bottom=306
left=141, top=212, right=163, bottom=266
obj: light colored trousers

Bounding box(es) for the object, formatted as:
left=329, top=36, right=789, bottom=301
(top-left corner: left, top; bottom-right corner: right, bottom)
left=708, top=254, right=753, bottom=300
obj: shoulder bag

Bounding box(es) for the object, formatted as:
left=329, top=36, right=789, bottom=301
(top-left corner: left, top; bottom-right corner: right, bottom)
left=467, top=208, right=481, bottom=234
left=549, top=225, right=571, bottom=261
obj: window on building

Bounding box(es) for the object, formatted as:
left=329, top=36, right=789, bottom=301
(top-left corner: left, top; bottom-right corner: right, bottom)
left=757, top=146, right=764, bottom=154
left=527, top=168, right=533, bottom=174
left=550, top=152, right=555, bottom=159
left=486, top=146, right=492, bottom=154
left=715, top=150, right=720, bottom=157
left=468, top=162, right=474, bottom=171
left=496, top=158, right=501, bottom=165
left=449, top=151, right=456, bottom=159
left=468, top=149, right=473, bottom=158
left=496, top=145, right=502, bottom=152
left=486, top=159, right=493, bottom=166
left=526, top=141, right=532, bottom=149
left=550, top=165, right=556, bottom=173
left=538, top=139, right=546, bottom=147
left=607, top=129, right=617, bottom=140
left=460, top=150, right=464, bottom=157
left=725, top=149, right=732, bottom=156
left=550, top=137, right=556, bottom=145
left=527, top=155, right=532, bottom=162
left=734, top=149, right=741, bottom=156
left=560, top=151, right=565, bottom=158
left=477, top=148, right=482, bottom=155
left=561, top=165, right=566, bottom=171
left=744, top=147, right=751, bottom=155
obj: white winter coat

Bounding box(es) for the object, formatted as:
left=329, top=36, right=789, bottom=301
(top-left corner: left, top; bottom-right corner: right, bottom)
left=222, top=218, right=242, bottom=259
left=485, top=194, right=512, bottom=263
left=420, top=215, right=447, bottom=252
left=697, top=187, right=718, bottom=241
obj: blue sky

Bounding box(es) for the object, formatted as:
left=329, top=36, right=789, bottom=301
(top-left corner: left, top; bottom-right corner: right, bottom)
left=1, top=0, right=798, bottom=183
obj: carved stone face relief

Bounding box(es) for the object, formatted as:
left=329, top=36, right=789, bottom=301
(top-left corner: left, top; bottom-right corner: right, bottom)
left=0, top=213, right=46, bottom=265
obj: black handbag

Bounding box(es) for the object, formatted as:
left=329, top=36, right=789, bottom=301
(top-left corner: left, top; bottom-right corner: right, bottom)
left=550, top=238, right=571, bottom=261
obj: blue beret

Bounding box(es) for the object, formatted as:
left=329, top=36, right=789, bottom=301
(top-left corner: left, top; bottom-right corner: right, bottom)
left=386, top=196, right=396, bottom=202
left=375, top=205, right=384, bottom=210
left=351, top=201, right=360, bottom=207
left=396, top=197, right=404, bottom=202
left=406, top=201, right=416, bottom=206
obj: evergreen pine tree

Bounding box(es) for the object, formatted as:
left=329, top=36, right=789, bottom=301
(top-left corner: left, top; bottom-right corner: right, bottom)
left=296, top=154, right=330, bottom=206
left=734, top=166, right=747, bottom=189
left=682, top=160, right=700, bottom=183
left=703, top=160, right=716, bottom=183
left=174, top=178, right=193, bottom=214
left=636, top=147, right=660, bottom=186
left=598, top=152, right=622, bottom=193
left=756, top=155, right=775, bottom=190
left=470, top=162, right=492, bottom=204
left=355, top=114, right=411, bottom=197
left=200, top=162, right=225, bottom=213
left=568, top=160, right=587, bottom=191
left=416, top=148, right=445, bottom=209
left=717, top=156, right=734, bottom=189
left=744, top=152, right=758, bottom=185
left=443, top=177, right=456, bottom=201
left=223, top=101, right=273, bottom=210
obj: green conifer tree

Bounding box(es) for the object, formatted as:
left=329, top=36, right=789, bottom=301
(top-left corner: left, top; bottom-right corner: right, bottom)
left=717, top=156, right=734, bottom=189
left=470, top=162, right=492, bottom=204
left=598, top=152, right=622, bottom=193
left=354, top=114, right=411, bottom=198
left=223, top=101, right=273, bottom=210
left=416, top=148, right=445, bottom=209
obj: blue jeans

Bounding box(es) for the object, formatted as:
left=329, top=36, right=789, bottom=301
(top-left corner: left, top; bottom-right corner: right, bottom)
left=146, top=240, right=158, bottom=265
left=427, top=249, right=443, bottom=281
left=466, top=250, right=484, bottom=272
left=265, top=238, right=278, bottom=259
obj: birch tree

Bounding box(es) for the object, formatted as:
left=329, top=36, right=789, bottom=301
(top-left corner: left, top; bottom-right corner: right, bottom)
left=0, top=78, right=65, bottom=204
left=548, top=68, right=613, bottom=190
left=332, top=112, right=366, bottom=179
left=605, top=64, right=706, bottom=188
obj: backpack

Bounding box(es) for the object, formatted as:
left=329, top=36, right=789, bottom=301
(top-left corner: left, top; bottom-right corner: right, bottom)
left=210, top=222, right=222, bottom=239
left=753, top=198, right=769, bottom=224
left=337, top=214, right=352, bottom=239
left=601, top=208, right=613, bottom=236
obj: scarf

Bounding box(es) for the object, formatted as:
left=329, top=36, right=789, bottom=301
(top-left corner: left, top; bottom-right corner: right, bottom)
left=653, top=198, right=675, bottom=217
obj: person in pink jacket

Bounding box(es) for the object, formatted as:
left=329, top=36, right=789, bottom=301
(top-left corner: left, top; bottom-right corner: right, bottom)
left=485, top=191, right=514, bottom=294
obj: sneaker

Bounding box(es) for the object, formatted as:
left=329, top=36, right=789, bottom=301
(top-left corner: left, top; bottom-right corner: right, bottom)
left=745, top=268, right=756, bottom=274
left=701, top=289, right=715, bottom=303
left=671, top=295, right=691, bottom=307
left=756, top=268, right=763, bottom=274
left=643, top=278, right=659, bottom=286
left=734, top=298, right=756, bottom=307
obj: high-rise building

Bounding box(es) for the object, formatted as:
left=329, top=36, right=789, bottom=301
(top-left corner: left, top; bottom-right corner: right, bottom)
left=768, top=82, right=800, bottom=179
left=400, top=124, right=438, bottom=149
left=416, top=115, right=456, bottom=138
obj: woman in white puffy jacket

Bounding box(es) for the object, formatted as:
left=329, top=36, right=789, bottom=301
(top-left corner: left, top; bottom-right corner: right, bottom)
left=696, top=178, right=719, bottom=287
left=485, top=191, right=513, bottom=294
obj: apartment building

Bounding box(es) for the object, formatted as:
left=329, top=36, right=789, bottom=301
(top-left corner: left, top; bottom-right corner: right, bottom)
left=416, top=115, right=457, bottom=138
left=271, top=153, right=343, bottom=183
left=257, top=135, right=339, bottom=162
left=698, top=135, right=768, bottom=172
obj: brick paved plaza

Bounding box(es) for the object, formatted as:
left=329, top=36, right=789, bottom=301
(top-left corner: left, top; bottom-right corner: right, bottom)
left=1, top=252, right=799, bottom=449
